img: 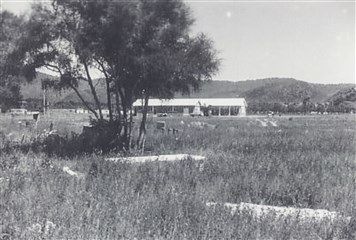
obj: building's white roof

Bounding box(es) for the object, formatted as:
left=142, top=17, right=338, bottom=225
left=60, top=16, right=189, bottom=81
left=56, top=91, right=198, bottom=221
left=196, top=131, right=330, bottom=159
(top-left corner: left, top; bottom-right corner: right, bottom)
left=133, top=98, right=247, bottom=107
left=10, top=108, right=27, bottom=112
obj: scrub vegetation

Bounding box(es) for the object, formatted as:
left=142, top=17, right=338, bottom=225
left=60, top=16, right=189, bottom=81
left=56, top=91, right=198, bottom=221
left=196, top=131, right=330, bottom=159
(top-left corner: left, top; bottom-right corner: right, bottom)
left=0, top=114, right=355, bottom=239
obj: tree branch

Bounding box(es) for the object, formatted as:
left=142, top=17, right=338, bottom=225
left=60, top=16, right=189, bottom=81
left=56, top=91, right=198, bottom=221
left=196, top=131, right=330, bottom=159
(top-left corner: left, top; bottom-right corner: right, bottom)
left=44, top=63, right=99, bottom=119
left=68, top=82, right=99, bottom=119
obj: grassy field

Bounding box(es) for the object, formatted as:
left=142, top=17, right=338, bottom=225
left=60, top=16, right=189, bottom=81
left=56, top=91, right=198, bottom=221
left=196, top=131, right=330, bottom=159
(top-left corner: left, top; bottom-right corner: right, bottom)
left=0, top=113, right=355, bottom=239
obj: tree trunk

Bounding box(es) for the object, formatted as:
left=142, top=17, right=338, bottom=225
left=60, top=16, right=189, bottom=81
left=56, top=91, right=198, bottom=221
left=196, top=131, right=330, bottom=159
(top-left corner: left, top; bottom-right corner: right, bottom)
left=105, top=78, right=113, bottom=122
left=128, top=105, right=133, bottom=150
left=83, top=61, right=103, bottom=119
left=137, top=94, right=149, bottom=150
left=97, top=60, right=113, bottom=122
left=115, top=88, right=122, bottom=121
left=113, top=88, right=125, bottom=150
left=122, top=103, right=129, bottom=151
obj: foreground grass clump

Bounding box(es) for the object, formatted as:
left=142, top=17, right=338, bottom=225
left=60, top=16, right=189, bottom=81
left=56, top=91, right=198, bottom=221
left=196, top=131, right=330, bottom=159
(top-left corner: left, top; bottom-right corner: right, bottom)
left=0, top=115, right=355, bottom=239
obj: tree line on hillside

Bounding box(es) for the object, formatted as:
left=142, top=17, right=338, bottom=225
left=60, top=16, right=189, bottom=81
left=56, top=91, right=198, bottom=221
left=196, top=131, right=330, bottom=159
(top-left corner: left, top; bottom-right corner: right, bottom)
left=248, top=87, right=356, bottom=114
left=247, top=99, right=355, bottom=114
left=0, top=0, right=219, bottom=151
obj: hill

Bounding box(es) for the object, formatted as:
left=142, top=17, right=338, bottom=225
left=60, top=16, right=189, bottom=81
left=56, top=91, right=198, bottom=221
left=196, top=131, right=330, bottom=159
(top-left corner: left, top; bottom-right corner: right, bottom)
left=327, top=87, right=356, bottom=110
left=20, top=72, right=107, bottom=109
left=21, top=74, right=355, bottom=110
left=241, top=79, right=353, bottom=103
left=182, top=78, right=354, bottom=104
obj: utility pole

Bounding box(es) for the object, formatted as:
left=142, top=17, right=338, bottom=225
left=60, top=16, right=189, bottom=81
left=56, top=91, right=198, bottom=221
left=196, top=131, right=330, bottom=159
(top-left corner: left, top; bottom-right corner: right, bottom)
left=43, top=88, right=46, bottom=115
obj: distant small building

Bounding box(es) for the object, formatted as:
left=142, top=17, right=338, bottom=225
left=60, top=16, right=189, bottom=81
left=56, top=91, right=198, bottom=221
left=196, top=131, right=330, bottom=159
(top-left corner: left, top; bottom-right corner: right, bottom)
left=101, top=109, right=110, bottom=115
left=76, top=108, right=85, bottom=114
left=27, top=111, right=40, bottom=115
left=133, top=98, right=247, bottom=116
left=10, top=108, right=27, bottom=115
left=96, top=109, right=109, bottom=115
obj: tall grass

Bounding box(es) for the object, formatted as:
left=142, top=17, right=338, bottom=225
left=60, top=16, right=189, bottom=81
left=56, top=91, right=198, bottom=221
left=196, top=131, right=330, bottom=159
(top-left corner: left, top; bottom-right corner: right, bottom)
left=0, top=114, right=355, bottom=239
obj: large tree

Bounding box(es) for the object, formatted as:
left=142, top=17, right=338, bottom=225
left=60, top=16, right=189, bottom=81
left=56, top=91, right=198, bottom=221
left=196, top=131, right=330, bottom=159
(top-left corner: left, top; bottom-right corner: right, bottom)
left=14, top=0, right=219, bottom=151
left=11, top=3, right=107, bottom=119
left=0, top=11, right=25, bottom=111
left=64, top=0, right=220, bottom=148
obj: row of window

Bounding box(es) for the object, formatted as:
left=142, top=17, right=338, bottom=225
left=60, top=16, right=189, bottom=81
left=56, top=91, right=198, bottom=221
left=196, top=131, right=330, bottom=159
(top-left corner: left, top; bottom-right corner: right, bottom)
left=134, top=106, right=241, bottom=115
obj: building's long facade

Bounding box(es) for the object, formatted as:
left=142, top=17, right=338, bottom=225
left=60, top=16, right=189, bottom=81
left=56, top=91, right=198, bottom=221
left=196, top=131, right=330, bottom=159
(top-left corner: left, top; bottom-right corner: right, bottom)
left=133, top=98, right=247, bottom=116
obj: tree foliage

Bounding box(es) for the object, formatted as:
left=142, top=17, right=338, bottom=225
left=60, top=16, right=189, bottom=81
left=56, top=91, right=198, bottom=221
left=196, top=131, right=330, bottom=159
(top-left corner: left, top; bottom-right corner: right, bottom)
left=0, top=11, right=25, bottom=111
left=13, top=0, right=219, bottom=151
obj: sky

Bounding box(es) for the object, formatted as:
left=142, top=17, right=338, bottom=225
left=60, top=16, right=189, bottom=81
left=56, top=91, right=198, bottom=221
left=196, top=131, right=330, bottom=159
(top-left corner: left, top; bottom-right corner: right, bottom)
left=1, top=0, right=355, bottom=84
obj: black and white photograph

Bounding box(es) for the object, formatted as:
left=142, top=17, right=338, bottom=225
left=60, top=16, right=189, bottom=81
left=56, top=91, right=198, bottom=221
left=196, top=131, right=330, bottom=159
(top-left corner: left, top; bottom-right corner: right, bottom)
left=0, top=0, right=355, bottom=239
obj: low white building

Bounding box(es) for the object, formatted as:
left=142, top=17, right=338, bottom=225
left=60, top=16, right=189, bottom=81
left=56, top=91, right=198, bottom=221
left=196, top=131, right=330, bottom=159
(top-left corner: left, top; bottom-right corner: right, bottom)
left=76, top=108, right=85, bottom=114
left=10, top=109, right=27, bottom=115
left=133, top=98, right=247, bottom=116
left=99, top=109, right=110, bottom=115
